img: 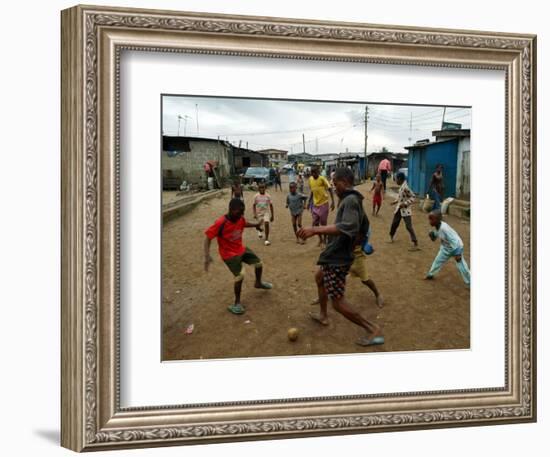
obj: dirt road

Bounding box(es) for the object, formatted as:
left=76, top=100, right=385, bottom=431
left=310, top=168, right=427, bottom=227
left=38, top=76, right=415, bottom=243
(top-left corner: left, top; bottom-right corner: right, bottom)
left=162, top=177, right=470, bottom=360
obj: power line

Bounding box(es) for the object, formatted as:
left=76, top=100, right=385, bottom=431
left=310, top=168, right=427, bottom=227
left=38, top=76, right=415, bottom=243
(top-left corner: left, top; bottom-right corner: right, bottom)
left=368, top=108, right=469, bottom=125
left=212, top=120, right=352, bottom=137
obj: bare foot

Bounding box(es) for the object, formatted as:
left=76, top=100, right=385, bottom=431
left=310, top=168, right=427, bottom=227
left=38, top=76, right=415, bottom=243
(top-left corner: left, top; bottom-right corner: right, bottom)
left=309, top=311, right=329, bottom=326
left=310, top=297, right=320, bottom=306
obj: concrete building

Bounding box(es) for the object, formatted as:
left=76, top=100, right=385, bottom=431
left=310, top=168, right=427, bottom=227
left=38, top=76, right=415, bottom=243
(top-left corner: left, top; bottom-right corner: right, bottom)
left=288, top=152, right=319, bottom=165
left=405, top=128, right=470, bottom=200
left=365, top=152, right=408, bottom=179
left=162, top=136, right=271, bottom=189
left=231, top=146, right=269, bottom=175
left=162, top=136, right=232, bottom=189
left=315, top=153, right=340, bottom=170
left=257, top=148, right=288, bottom=167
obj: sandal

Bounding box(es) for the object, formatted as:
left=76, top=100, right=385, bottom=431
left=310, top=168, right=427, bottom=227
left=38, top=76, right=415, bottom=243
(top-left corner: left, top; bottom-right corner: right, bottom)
left=227, top=304, right=246, bottom=315
left=356, top=335, right=385, bottom=347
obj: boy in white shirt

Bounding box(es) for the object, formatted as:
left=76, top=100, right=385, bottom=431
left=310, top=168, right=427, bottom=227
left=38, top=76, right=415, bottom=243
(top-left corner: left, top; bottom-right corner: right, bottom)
left=389, top=172, right=419, bottom=251
left=425, top=210, right=470, bottom=285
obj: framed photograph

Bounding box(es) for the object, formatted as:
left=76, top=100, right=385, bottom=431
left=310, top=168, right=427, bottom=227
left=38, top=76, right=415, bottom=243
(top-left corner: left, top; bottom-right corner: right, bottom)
left=61, top=4, right=537, bottom=452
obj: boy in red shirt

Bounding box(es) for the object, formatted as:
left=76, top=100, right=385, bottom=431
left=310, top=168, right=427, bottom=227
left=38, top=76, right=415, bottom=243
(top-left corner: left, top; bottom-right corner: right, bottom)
left=204, top=198, right=273, bottom=315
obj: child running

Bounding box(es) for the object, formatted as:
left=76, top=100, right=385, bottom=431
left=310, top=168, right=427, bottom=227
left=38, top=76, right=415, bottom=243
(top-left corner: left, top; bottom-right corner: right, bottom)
left=370, top=174, right=384, bottom=216
left=253, top=182, right=274, bottom=246
left=204, top=198, right=273, bottom=315
left=231, top=177, right=244, bottom=200
left=311, top=231, right=384, bottom=308
left=425, top=210, right=470, bottom=285
left=286, top=182, right=308, bottom=244
left=298, top=167, right=383, bottom=347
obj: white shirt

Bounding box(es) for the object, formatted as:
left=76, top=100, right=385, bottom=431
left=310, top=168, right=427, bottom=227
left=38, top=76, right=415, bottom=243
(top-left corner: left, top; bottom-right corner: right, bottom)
left=395, top=181, right=415, bottom=217
left=434, top=221, right=464, bottom=252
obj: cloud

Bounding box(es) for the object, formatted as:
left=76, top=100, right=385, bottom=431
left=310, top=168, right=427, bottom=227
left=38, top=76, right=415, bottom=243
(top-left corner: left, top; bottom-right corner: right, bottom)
left=162, top=95, right=471, bottom=154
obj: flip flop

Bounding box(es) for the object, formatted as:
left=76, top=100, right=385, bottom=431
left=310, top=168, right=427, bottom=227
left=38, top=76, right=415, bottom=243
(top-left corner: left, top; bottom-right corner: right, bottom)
left=227, top=304, right=246, bottom=315
left=356, top=335, right=385, bottom=347
left=309, top=311, right=329, bottom=326
left=255, top=282, right=273, bottom=290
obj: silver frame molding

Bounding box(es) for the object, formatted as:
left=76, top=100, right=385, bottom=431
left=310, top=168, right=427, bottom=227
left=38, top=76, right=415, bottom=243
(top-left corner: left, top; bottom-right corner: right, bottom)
left=61, top=4, right=537, bottom=452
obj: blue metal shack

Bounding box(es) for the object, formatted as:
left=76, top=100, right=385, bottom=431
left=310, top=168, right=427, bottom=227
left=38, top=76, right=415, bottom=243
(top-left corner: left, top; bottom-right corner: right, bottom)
left=405, top=138, right=458, bottom=198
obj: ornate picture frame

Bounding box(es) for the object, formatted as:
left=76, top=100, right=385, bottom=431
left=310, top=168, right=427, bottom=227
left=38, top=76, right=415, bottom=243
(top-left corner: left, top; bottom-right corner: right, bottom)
left=61, top=4, right=536, bottom=452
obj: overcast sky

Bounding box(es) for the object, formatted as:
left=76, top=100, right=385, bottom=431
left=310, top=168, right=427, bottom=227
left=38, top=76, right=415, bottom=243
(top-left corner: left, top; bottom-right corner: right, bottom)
left=162, top=95, right=471, bottom=155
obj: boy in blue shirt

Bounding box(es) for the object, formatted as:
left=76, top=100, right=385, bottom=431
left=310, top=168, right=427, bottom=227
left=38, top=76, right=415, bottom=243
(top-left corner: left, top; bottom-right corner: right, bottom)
left=286, top=182, right=308, bottom=244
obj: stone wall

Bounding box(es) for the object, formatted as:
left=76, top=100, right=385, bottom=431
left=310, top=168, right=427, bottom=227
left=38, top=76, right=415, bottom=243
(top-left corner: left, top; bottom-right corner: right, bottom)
left=162, top=140, right=231, bottom=186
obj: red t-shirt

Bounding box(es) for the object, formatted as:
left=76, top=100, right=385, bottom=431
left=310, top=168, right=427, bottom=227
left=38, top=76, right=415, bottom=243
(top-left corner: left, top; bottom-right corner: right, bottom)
left=204, top=215, right=246, bottom=260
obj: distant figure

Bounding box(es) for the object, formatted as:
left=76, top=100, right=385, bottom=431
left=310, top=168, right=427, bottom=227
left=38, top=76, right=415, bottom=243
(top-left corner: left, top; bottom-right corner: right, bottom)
left=253, top=182, right=274, bottom=246
left=370, top=173, right=384, bottom=216
left=308, top=166, right=335, bottom=248
left=425, top=210, right=470, bottom=285
left=286, top=182, right=308, bottom=244
left=288, top=168, right=297, bottom=183
left=204, top=198, right=272, bottom=315
left=330, top=168, right=336, bottom=189
left=204, top=161, right=216, bottom=188
left=389, top=171, right=419, bottom=251
left=274, top=168, right=282, bottom=191
left=428, top=164, right=445, bottom=211
left=231, top=177, right=244, bottom=200
left=377, top=157, right=392, bottom=191
left=297, top=173, right=305, bottom=193
left=297, top=167, right=383, bottom=347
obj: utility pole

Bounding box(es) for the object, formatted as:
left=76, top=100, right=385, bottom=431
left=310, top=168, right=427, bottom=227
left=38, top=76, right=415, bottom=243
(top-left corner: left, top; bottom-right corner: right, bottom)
left=363, top=105, right=369, bottom=179
left=302, top=133, right=306, bottom=153
left=177, top=114, right=192, bottom=136
left=408, top=111, right=412, bottom=144
left=195, top=104, right=200, bottom=135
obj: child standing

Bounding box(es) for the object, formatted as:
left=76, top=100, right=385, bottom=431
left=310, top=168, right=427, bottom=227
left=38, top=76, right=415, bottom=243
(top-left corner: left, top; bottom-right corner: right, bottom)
left=370, top=174, right=384, bottom=216
left=286, top=182, right=308, bottom=244
left=253, top=182, right=274, bottom=246
left=204, top=198, right=273, bottom=315
left=308, top=166, right=335, bottom=247
left=297, top=173, right=305, bottom=193
left=425, top=210, right=470, bottom=285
